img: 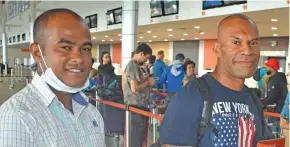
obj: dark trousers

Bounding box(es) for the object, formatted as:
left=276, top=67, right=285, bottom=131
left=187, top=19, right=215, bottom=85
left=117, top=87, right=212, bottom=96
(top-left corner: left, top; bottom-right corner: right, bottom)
left=125, top=110, right=148, bottom=147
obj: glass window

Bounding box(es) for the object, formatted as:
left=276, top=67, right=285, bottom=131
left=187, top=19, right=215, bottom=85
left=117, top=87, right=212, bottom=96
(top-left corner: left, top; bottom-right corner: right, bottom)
left=22, top=33, right=26, bottom=41
left=150, top=0, right=163, bottom=17
left=90, top=15, right=98, bottom=28
left=106, top=11, right=114, bottom=25
left=13, top=36, right=16, bottom=43
left=17, top=35, right=20, bottom=42
left=114, top=8, right=122, bottom=24
left=163, top=0, right=178, bottom=15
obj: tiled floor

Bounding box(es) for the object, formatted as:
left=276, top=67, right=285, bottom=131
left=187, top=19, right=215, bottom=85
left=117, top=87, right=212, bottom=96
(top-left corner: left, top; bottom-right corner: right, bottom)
left=0, top=66, right=32, bottom=105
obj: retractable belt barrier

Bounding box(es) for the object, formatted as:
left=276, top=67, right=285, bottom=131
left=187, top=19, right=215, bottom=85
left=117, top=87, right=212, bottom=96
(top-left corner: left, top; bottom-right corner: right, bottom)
left=88, top=91, right=285, bottom=147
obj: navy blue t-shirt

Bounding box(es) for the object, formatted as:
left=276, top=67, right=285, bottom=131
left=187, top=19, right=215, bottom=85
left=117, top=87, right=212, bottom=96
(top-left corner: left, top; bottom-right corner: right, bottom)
left=160, top=74, right=263, bottom=147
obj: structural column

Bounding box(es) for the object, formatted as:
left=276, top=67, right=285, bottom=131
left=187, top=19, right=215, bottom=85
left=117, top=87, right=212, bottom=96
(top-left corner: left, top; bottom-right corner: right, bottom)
left=1, top=4, right=7, bottom=75
left=29, top=1, right=37, bottom=65
left=121, top=0, right=138, bottom=70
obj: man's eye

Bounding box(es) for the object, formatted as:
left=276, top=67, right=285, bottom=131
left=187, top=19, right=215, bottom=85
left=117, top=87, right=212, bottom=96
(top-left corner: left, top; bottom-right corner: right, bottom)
left=61, top=46, right=71, bottom=50
left=232, top=41, right=240, bottom=45
left=249, top=42, right=258, bottom=46
left=82, top=48, right=91, bottom=51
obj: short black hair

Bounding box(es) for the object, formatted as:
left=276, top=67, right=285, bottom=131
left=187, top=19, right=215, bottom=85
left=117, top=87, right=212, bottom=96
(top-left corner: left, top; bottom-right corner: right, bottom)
left=134, top=43, right=152, bottom=55
left=33, top=8, right=84, bottom=43
left=157, top=50, right=164, bottom=55
left=183, top=60, right=195, bottom=72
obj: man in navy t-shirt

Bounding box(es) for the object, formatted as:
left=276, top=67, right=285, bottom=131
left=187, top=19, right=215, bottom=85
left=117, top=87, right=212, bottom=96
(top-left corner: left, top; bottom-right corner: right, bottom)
left=160, top=14, right=263, bottom=147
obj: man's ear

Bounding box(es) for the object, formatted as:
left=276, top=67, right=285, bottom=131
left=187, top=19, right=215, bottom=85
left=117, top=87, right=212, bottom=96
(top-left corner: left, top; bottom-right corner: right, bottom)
left=213, top=42, right=221, bottom=58
left=29, top=43, right=42, bottom=63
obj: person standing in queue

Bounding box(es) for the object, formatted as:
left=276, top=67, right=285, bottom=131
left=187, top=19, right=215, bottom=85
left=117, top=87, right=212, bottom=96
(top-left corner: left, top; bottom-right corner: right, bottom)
left=262, top=58, right=287, bottom=133
left=160, top=14, right=264, bottom=147
left=154, top=51, right=166, bottom=89
left=182, top=60, right=197, bottom=86
left=122, top=43, right=155, bottom=147
left=0, top=9, right=105, bottom=146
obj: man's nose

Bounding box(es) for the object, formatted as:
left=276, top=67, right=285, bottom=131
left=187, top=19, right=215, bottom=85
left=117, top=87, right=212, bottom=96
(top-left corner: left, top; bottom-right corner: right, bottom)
left=70, top=48, right=84, bottom=64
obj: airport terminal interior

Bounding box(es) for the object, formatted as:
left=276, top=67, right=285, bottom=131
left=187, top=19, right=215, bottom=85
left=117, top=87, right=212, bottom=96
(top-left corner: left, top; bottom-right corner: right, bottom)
left=0, top=0, right=290, bottom=147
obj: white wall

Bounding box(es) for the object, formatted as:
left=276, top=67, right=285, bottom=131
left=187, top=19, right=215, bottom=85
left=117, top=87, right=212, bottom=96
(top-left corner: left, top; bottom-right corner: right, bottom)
left=1, top=1, right=289, bottom=42
left=0, top=48, right=30, bottom=63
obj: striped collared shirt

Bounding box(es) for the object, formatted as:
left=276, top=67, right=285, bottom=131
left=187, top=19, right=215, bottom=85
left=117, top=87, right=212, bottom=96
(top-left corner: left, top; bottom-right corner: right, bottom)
left=0, top=74, right=106, bottom=147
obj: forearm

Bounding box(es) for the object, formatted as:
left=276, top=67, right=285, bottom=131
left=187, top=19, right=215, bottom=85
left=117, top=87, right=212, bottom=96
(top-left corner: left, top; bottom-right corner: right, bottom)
left=134, top=80, right=149, bottom=92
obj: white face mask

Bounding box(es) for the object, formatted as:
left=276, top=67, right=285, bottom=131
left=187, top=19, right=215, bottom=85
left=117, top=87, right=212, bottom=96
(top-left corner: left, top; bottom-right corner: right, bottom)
left=37, top=45, right=89, bottom=93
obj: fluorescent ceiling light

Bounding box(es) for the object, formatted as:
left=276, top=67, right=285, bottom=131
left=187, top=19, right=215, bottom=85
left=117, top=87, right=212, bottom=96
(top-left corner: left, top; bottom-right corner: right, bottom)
left=168, top=34, right=173, bottom=37
left=194, top=37, right=199, bottom=40
left=147, top=30, right=152, bottom=33
left=183, top=33, right=188, bottom=36
left=271, top=19, right=278, bottom=22
left=153, top=36, right=157, bottom=38
left=194, top=26, right=200, bottom=29
left=137, top=41, right=140, bottom=43
left=199, top=32, right=205, bottom=35
left=149, top=40, right=152, bottom=42
left=110, top=39, right=113, bottom=41
left=102, top=40, right=105, bottom=42
left=181, top=38, right=185, bottom=40
left=120, top=39, right=122, bottom=41
left=105, top=35, right=108, bottom=38
left=118, top=34, right=121, bottom=36
left=140, top=36, right=143, bottom=39
left=273, top=34, right=279, bottom=36
left=271, top=27, right=278, bottom=30
left=92, top=37, right=96, bottom=39
left=164, top=39, right=168, bottom=41
left=167, top=28, right=173, bottom=31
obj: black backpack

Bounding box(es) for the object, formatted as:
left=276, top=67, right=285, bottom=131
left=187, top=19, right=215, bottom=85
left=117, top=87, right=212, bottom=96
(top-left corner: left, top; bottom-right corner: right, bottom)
left=151, top=76, right=275, bottom=147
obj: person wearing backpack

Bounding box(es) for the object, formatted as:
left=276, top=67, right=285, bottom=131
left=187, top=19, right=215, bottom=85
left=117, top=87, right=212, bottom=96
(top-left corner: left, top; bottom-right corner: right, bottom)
left=159, top=14, right=272, bottom=147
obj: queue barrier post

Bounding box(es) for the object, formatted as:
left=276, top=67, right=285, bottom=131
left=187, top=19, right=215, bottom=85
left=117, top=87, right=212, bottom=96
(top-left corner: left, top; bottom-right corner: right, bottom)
left=125, top=104, right=131, bottom=147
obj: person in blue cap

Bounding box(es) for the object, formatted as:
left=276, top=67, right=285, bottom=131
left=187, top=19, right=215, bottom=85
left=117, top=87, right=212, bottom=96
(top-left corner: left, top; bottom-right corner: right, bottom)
left=157, top=53, right=185, bottom=102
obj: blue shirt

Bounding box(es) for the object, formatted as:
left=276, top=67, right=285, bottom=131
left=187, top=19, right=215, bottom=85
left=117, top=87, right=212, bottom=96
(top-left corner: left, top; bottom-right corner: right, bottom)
left=258, top=67, right=267, bottom=87
left=154, top=59, right=166, bottom=89
left=160, top=74, right=263, bottom=147
left=281, top=93, right=289, bottom=120
left=158, top=63, right=185, bottom=93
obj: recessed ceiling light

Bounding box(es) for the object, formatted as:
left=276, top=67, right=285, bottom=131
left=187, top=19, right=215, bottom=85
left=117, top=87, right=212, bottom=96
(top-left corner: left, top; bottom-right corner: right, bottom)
left=118, top=34, right=121, bottom=36
left=271, top=19, right=278, bottom=22
left=271, top=27, right=278, bottom=30
left=153, top=35, right=157, bottom=38
left=199, top=32, right=205, bottom=35
left=110, top=39, right=113, bottom=41
left=168, top=34, right=173, bottom=37
left=120, top=39, right=122, bottom=41
left=147, top=30, right=152, bottom=33
left=181, top=38, right=185, bottom=40
left=194, top=37, right=199, bottom=40
left=102, top=40, right=105, bottom=42
left=273, top=34, right=279, bottom=36
left=140, top=36, right=143, bottom=39
left=105, top=35, right=108, bottom=38
left=167, top=28, right=173, bottom=31
left=183, top=33, right=188, bottom=36
left=92, top=37, right=96, bottom=39
left=137, top=41, right=140, bottom=43
left=149, top=40, right=152, bottom=42
left=164, top=39, right=168, bottom=41
left=194, top=26, right=200, bottom=29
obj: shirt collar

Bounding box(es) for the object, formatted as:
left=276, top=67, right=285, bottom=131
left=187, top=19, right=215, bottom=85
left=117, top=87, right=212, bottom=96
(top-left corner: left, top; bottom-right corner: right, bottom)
left=31, top=74, right=90, bottom=108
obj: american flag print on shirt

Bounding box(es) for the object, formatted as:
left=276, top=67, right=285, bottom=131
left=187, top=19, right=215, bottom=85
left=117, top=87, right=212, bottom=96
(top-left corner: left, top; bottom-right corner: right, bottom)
left=211, top=101, right=256, bottom=147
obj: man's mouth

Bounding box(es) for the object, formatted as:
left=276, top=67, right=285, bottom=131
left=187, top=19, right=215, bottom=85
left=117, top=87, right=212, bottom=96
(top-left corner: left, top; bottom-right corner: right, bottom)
left=66, top=68, right=84, bottom=73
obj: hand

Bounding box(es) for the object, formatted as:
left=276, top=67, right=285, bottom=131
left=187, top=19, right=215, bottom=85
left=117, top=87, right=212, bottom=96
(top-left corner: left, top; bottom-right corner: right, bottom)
left=148, top=77, right=155, bottom=87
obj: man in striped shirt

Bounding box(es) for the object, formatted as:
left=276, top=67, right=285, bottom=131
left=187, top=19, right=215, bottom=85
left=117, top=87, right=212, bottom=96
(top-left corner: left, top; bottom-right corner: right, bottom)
left=0, top=9, right=105, bottom=147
